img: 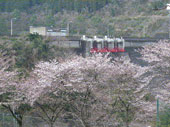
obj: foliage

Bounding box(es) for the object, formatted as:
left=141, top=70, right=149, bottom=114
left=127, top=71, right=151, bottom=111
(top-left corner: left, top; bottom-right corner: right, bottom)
left=160, top=106, right=170, bottom=127
left=109, top=57, right=148, bottom=127
left=0, top=66, right=31, bottom=127
left=0, top=0, right=110, bottom=13
left=0, top=18, right=8, bottom=35
left=144, top=93, right=155, bottom=102
left=18, top=54, right=148, bottom=127
left=151, top=1, right=165, bottom=10
left=11, top=34, right=53, bottom=71
left=2, top=38, right=170, bottom=126
left=0, top=0, right=168, bottom=37
left=140, top=40, right=170, bottom=124
left=1, top=50, right=166, bottom=126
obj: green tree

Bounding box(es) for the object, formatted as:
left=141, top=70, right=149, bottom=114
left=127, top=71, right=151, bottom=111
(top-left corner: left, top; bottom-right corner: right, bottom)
left=45, top=13, right=55, bottom=27
left=11, top=34, right=53, bottom=71
left=0, top=18, right=8, bottom=35
left=12, top=9, right=21, bottom=19
left=151, top=1, right=165, bottom=10
left=75, top=15, right=87, bottom=35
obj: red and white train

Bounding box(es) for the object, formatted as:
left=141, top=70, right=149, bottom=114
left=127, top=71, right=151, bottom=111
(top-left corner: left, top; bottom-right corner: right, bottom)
left=82, top=35, right=125, bottom=53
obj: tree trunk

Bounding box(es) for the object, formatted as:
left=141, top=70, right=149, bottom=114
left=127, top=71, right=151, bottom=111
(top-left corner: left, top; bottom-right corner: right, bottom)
left=82, top=119, right=90, bottom=127
left=17, top=119, right=23, bottom=127
left=126, top=108, right=129, bottom=127
left=50, top=122, right=54, bottom=127
left=126, top=121, right=129, bottom=127
left=2, top=105, right=23, bottom=127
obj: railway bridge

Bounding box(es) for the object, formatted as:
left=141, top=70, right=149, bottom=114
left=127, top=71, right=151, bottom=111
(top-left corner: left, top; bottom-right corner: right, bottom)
left=48, top=35, right=162, bottom=57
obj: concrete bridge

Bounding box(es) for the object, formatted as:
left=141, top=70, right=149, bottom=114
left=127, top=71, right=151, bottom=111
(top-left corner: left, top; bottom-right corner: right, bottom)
left=123, top=37, right=160, bottom=47
left=47, top=36, right=162, bottom=56
left=48, top=36, right=160, bottom=47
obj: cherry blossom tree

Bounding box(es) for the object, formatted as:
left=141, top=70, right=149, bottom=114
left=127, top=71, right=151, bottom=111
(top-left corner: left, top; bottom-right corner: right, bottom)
left=22, top=54, right=115, bottom=127
left=0, top=51, right=152, bottom=127
left=61, top=55, right=114, bottom=127
left=22, top=54, right=149, bottom=127
left=139, top=40, right=170, bottom=124
left=140, top=40, right=170, bottom=101
left=106, top=57, right=149, bottom=127
left=0, top=61, right=31, bottom=127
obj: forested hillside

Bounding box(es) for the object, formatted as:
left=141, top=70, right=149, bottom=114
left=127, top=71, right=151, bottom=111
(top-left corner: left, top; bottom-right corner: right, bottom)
left=0, top=0, right=169, bottom=37
left=0, top=0, right=110, bottom=13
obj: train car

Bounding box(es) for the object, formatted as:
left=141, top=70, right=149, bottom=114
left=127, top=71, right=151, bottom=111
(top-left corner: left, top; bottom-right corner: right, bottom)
left=89, top=36, right=125, bottom=53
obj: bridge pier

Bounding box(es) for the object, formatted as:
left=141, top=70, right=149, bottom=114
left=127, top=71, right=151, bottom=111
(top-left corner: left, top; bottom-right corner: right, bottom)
left=81, top=40, right=91, bottom=57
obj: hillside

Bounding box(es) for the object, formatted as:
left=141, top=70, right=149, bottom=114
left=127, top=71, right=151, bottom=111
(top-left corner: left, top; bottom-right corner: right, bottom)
left=0, top=0, right=169, bottom=37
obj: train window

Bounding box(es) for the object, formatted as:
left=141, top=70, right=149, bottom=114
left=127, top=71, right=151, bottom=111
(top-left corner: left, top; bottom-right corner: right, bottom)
left=118, top=42, right=123, bottom=49
left=97, top=43, right=102, bottom=49
left=104, top=41, right=108, bottom=48
left=108, top=43, right=114, bottom=49
left=114, top=42, right=118, bottom=48
left=93, top=41, right=97, bottom=48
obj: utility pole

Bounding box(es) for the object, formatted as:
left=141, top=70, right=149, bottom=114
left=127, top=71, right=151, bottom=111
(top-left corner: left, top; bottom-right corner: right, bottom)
left=11, top=18, right=16, bottom=36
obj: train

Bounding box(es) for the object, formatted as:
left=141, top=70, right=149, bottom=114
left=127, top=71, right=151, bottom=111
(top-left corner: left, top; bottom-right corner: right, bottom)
left=81, top=35, right=125, bottom=53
